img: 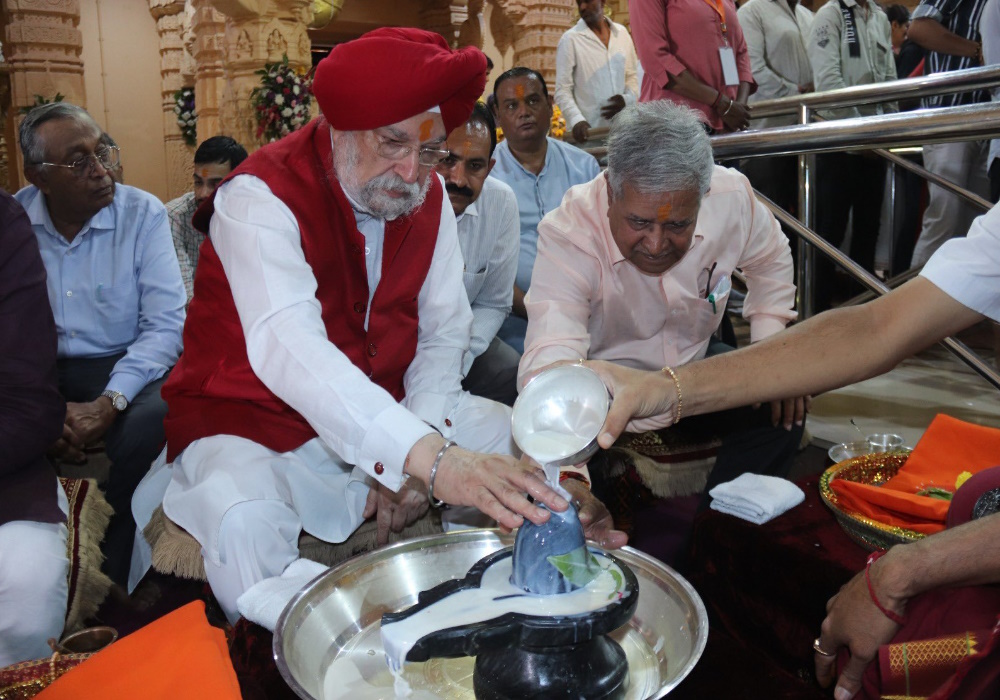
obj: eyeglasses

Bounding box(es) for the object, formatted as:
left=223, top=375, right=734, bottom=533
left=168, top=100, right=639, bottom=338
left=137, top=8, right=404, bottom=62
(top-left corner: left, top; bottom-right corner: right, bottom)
left=38, top=146, right=121, bottom=178
left=373, top=134, right=450, bottom=167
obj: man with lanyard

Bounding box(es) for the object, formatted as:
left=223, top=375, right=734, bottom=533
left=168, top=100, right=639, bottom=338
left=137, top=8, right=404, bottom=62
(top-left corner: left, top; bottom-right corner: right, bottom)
left=908, top=0, right=990, bottom=267
left=809, top=0, right=896, bottom=309
left=630, top=0, right=755, bottom=132
left=555, top=0, right=640, bottom=143
left=129, top=30, right=610, bottom=624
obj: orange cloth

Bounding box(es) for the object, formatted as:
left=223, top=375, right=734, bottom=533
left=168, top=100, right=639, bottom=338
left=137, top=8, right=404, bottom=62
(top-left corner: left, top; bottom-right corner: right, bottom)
left=37, top=601, right=240, bottom=700
left=830, top=415, right=1000, bottom=535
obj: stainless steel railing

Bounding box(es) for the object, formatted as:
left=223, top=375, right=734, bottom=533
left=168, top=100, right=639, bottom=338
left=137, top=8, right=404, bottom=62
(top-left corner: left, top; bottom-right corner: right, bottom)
left=749, top=64, right=1000, bottom=118
left=756, top=192, right=1000, bottom=391
left=710, top=102, right=1000, bottom=159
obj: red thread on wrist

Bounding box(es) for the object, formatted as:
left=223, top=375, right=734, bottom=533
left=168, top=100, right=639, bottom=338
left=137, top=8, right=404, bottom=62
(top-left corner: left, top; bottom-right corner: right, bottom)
left=865, top=550, right=908, bottom=626
left=559, top=471, right=591, bottom=489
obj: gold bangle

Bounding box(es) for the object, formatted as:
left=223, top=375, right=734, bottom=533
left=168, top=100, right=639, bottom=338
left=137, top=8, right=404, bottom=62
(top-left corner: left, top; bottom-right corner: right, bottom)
left=660, top=365, right=683, bottom=423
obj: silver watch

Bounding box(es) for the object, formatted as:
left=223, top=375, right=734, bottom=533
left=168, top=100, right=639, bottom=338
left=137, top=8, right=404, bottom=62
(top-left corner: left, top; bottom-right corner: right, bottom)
left=101, top=390, right=128, bottom=412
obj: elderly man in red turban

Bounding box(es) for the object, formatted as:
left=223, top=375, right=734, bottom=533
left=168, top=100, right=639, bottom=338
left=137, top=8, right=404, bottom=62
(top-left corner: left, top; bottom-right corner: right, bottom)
left=129, top=29, right=617, bottom=624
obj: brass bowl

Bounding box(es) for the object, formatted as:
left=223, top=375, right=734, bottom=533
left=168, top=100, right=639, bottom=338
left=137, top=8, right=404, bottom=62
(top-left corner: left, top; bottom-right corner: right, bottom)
left=819, top=451, right=925, bottom=551
left=55, top=626, right=118, bottom=654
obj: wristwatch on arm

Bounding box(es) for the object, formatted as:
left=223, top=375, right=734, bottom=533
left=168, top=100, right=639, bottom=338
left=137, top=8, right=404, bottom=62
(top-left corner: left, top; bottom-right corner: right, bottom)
left=101, top=390, right=129, bottom=412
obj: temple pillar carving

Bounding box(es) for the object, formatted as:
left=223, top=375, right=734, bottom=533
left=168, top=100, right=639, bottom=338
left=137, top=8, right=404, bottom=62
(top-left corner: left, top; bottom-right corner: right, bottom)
left=421, top=0, right=469, bottom=48
left=457, top=0, right=485, bottom=49
left=189, top=0, right=228, bottom=142
left=494, top=0, right=574, bottom=87
left=209, top=0, right=313, bottom=149
left=149, top=0, right=190, bottom=201
left=1, top=0, right=86, bottom=189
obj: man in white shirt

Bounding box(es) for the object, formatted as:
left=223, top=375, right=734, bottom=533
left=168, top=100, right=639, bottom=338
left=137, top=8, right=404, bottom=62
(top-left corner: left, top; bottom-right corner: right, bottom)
left=555, top=0, right=640, bottom=143
left=435, top=102, right=521, bottom=406
left=129, top=30, right=613, bottom=623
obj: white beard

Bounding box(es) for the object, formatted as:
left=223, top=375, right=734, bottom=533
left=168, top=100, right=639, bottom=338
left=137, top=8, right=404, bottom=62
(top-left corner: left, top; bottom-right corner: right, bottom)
left=333, top=133, right=431, bottom=221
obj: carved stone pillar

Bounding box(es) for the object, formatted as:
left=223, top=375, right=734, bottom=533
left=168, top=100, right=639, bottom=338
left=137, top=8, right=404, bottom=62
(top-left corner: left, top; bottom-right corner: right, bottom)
left=210, top=0, right=313, bottom=149
left=149, top=0, right=190, bottom=201
left=189, top=0, right=227, bottom=141
left=1, top=0, right=86, bottom=188
left=457, top=0, right=485, bottom=49
left=496, top=0, right=574, bottom=87
left=610, top=0, right=630, bottom=29
left=421, top=0, right=469, bottom=48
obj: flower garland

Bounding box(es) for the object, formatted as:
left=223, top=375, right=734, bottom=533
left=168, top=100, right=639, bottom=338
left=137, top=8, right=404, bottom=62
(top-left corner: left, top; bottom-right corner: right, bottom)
left=249, top=54, right=314, bottom=143
left=173, top=87, right=197, bottom=147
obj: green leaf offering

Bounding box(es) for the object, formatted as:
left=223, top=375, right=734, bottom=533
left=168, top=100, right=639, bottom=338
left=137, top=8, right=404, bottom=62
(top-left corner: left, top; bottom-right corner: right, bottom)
left=916, top=486, right=953, bottom=501
left=547, top=546, right=602, bottom=589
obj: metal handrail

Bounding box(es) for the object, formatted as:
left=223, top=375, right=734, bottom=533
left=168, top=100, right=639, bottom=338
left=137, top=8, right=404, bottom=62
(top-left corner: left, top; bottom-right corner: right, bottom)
left=757, top=193, right=1000, bottom=392
left=710, top=102, right=1000, bottom=159
left=750, top=64, right=1000, bottom=119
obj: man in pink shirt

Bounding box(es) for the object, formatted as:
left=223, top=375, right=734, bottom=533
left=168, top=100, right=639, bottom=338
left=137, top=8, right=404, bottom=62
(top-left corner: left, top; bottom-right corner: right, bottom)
left=519, top=102, right=805, bottom=549
left=630, top=0, right=756, bottom=131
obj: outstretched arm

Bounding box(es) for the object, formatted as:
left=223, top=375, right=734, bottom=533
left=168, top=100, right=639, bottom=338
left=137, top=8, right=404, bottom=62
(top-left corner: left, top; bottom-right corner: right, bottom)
left=591, top=276, right=983, bottom=447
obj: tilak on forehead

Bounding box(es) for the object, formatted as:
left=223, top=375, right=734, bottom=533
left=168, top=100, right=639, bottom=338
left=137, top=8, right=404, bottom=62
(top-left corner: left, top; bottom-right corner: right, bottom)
left=515, top=84, right=526, bottom=99
left=657, top=203, right=673, bottom=222
left=313, top=27, right=487, bottom=134
left=420, top=119, right=435, bottom=142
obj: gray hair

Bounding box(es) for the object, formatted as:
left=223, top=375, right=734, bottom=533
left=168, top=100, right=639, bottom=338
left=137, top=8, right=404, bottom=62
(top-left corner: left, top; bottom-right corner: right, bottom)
left=606, top=101, right=714, bottom=200
left=18, top=102, right=99, bottom=165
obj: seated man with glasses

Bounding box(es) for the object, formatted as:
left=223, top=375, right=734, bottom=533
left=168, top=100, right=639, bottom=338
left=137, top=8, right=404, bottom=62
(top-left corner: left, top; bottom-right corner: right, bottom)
left=518, top=102, right=804, bottom=564
left=435, top=102, right=521, bottom=406
left=129, top=29, right=615, bottom=625
left=15, top=103, right=186, bottom=587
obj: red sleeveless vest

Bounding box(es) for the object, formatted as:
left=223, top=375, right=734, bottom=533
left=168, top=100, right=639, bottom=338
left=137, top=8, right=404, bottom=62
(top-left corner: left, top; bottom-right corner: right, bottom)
left=163, top=118, right=442, bottom=460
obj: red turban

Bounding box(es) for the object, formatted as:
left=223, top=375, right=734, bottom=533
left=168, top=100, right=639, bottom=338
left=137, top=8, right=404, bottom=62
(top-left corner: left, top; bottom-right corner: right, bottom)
left=314, top=28, right=487, bottom=134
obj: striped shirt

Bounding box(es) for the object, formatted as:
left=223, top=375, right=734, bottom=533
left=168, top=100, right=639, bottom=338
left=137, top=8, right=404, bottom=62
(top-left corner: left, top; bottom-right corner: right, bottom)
left=913, top=0, right=990, bottom=107
left=455, top=176, right=520, bottom=375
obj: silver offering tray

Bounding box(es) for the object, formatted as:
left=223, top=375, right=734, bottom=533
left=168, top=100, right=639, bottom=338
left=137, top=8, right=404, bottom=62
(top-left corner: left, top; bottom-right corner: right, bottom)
left=274, top=529, right=708, bottom=699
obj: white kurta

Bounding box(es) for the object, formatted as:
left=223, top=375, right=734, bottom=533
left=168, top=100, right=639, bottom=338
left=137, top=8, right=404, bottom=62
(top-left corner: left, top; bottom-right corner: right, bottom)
left=130, top=172, right=514, bottom=595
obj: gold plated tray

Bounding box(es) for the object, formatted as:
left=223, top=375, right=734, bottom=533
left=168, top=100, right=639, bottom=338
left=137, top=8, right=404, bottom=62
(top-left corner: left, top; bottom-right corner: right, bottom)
left=819, top=452, right=925, bottom=551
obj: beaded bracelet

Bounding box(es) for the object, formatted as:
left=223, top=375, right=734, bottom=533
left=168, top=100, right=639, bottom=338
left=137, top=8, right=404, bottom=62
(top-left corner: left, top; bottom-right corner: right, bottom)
left=865, top=550, right=908, bottom=626
left=660, top=365, right=683, bottom=424
left=427, top=440, right=457, bottom=509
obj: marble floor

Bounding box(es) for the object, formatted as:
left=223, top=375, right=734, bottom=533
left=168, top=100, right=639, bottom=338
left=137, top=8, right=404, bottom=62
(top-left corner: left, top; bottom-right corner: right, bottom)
left=805, top=322, right=1000, bottom=452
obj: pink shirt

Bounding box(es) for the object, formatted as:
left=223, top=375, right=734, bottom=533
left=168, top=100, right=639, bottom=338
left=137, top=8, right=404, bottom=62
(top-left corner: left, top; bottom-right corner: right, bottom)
left=630, top=0, right=755, bottom=130
left=520, top=168, right=795, bottom=428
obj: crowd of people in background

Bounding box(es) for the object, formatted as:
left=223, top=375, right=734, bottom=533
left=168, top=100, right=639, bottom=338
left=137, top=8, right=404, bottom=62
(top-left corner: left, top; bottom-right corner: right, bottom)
left=2, top=0, right=999, bottom=697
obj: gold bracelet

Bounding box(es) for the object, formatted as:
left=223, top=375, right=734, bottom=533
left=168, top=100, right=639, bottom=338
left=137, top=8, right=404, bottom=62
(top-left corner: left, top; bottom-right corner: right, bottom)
left=661, top=365, right=683, bottom=423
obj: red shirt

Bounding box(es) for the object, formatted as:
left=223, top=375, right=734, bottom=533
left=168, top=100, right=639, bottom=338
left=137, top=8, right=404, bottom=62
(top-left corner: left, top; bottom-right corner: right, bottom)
left=630, top=0, right=756, bottom=130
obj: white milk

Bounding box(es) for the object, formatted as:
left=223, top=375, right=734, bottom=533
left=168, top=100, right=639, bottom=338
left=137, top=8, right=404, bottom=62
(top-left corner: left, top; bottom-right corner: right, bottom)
left=380, top=553, right=625, bottom=674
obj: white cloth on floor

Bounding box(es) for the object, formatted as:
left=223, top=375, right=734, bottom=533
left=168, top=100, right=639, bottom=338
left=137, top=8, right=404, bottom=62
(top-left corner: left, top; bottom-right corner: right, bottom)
left=236, top=558, right=327, bottom=632
left=708, top=473, right=804, bottom=525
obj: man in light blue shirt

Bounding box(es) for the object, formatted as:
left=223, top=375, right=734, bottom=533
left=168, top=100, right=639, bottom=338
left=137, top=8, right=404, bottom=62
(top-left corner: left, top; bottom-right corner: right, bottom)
left=16, top=103, right=185, bottom=585
left=490, top=67, right=601, bottom=353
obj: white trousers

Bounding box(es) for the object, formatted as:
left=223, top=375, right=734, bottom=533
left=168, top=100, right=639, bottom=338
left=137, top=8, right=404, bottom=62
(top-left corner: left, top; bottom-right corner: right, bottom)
left=0, top=483, right=69, bottom=666
left=131, top=391, right=513, bottom=623
left=910, top=140, right=990, bottom=267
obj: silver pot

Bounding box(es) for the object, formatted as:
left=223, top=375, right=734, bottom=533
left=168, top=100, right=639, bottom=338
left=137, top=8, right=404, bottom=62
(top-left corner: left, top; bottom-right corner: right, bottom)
left=274, top=530, right=708, bottom=699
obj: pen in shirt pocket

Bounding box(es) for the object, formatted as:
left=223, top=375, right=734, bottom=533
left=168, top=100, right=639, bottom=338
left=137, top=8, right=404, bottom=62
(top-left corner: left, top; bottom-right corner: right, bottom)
left=707, top=275, right=731, bottom=314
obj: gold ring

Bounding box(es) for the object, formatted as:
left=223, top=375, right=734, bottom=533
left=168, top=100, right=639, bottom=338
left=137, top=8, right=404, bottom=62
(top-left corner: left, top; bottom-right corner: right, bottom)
left=812, top=638, right=835, bottom=657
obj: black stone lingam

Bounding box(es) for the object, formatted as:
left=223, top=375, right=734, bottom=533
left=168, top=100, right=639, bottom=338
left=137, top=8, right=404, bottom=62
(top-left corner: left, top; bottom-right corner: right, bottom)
left=380, top=505, right=638, bottom=700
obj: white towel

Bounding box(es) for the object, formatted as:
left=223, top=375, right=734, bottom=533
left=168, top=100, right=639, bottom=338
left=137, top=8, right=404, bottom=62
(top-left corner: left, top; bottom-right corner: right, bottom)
left=236, top=558, right=327, bottom=631
left=708, top=473, right=805, bottom=525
